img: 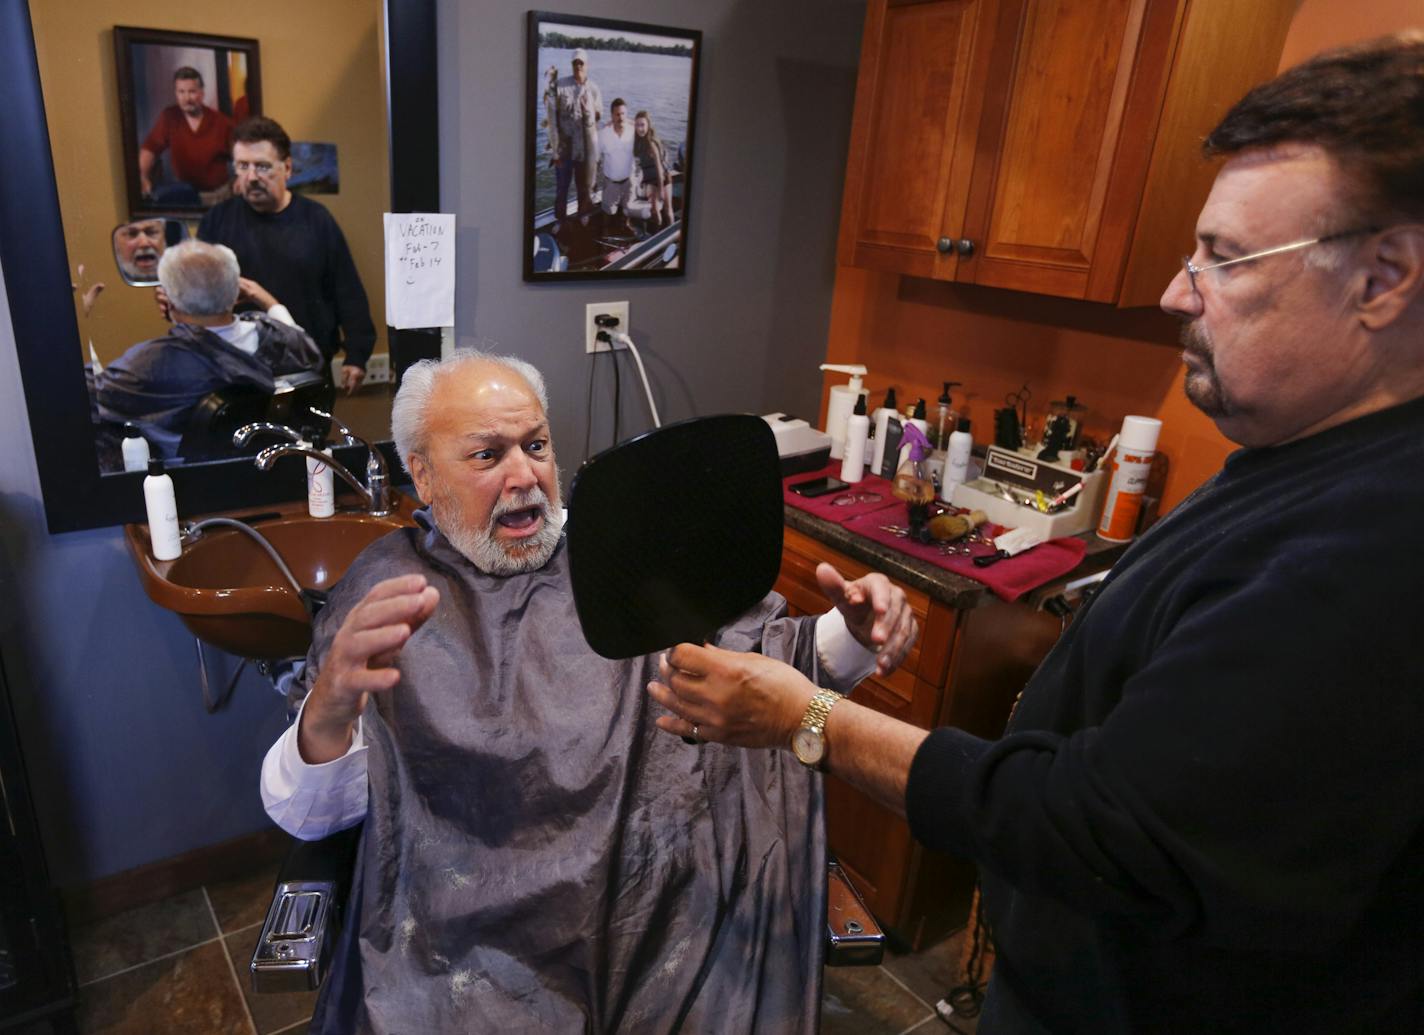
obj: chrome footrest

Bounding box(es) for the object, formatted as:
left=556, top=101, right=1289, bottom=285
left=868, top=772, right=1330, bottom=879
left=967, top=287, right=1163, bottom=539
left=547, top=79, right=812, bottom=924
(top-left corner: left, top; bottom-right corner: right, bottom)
left=250, top=879, right=337, bottom=993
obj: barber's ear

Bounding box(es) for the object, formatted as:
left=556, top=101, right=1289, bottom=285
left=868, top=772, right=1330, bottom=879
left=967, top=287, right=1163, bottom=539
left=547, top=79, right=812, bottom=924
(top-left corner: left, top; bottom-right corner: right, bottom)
left=1357, top=225, right=1424, bottom=330
left=407, top=452, right=432, bottom=503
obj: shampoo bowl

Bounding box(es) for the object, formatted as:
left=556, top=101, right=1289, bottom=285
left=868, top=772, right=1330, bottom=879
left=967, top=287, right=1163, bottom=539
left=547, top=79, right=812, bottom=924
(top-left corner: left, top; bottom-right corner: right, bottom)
left=124, top=497, right=419, bottom=659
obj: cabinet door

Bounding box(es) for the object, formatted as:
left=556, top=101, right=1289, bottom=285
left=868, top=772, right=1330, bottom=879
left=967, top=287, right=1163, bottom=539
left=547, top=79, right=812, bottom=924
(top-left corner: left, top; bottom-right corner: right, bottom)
left=838, top=0, right=1013, bottom=281
left=956, top=0, right=1183, bottom=298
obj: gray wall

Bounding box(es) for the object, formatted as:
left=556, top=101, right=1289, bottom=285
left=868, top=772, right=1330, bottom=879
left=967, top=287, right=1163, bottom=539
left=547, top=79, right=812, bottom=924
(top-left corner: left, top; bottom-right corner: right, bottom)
left=0, top=0, right=863, bottom=885
left=437, top=0, right=864, bottom=466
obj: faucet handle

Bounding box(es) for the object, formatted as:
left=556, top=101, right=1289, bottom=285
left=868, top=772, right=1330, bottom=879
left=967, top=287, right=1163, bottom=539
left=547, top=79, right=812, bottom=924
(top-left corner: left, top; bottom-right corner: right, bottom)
left=234, top=422, right=304, bottom=448
left=306, top=406, right=361, bottom=448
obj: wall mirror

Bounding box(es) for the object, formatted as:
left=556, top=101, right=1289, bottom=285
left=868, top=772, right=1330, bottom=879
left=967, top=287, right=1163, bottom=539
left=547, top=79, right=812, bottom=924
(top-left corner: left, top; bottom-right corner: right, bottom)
left=2, top=0, right=437, bottom=532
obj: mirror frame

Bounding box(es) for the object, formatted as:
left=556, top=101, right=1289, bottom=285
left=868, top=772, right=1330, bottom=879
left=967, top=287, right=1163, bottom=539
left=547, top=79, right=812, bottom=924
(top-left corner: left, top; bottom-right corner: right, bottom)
left=1, top=0, right=438, bottom=533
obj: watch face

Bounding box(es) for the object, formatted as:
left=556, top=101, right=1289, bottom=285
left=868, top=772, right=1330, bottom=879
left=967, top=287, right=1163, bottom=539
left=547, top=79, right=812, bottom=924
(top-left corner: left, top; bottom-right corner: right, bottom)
left=792, top=726, right=825, bottom=766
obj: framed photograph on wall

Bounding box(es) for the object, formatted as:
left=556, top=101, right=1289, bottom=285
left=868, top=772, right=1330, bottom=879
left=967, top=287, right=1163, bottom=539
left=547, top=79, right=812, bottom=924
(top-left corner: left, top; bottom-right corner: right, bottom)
left=113, top=26, right=262, bottom=217
left=524, top=12, right=701, bottom=281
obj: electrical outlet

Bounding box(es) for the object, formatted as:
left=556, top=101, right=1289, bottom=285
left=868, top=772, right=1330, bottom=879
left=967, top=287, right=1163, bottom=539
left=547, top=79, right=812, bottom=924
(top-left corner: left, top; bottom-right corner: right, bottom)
left=585, top=301, right=629, bottom=353
left=365, top=353, right=391, bottom=384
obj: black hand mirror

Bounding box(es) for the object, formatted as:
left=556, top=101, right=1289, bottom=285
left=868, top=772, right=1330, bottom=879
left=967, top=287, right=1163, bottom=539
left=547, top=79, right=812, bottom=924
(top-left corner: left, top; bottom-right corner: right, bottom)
left=565, top=414, right=783, bottom=659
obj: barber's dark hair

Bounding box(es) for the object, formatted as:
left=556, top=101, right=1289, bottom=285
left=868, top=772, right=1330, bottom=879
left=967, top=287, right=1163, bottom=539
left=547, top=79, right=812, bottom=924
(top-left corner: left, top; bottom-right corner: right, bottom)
left=610, top=97, right=627, bottom=111
left=232, top=116, right=292, bottom=160
left=173, top=66, right=203, bottom=87
left=1204, top=31, right=1424, bottom=222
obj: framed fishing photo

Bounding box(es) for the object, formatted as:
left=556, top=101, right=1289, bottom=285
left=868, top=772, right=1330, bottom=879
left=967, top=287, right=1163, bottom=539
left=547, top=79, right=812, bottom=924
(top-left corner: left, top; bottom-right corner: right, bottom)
left=113, top=26, right=262, bottom=217
left=524, top=12, right=701, bottom=281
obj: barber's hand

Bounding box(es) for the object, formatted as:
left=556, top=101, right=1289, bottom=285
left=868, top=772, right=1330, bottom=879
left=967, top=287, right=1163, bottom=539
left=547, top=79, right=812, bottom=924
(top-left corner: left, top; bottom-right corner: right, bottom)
left=298, top=574, right=439, bottom=764
left=648, top=643, right=817, bottom=749
left=154, top=286, right=173, bottom=322
left=237, top=276, right=279, bottom=312
left=340, top=365, right=366, bottom=394
left=817, top=563, right=917, bottom=676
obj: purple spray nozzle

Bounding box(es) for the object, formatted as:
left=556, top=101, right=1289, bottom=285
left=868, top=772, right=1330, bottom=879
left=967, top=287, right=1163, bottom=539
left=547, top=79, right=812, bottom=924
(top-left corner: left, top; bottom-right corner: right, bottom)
left=900, top=422, right=931, bottom=462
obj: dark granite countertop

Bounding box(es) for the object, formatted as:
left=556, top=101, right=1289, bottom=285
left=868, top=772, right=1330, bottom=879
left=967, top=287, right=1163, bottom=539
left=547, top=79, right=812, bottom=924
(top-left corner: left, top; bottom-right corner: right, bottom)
left=783, top=504, right=1127, bottom=610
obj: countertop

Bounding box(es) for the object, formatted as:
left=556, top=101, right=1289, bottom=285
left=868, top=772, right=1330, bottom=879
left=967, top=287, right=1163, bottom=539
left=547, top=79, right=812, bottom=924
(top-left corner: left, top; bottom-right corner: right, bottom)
left=783, top=504, right=1127, bottom=610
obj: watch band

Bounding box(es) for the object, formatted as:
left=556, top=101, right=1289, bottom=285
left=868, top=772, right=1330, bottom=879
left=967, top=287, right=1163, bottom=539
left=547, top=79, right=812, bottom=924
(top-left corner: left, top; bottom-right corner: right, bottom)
left=801, top=688, right=838, bottom=735
left=793, top=688, right=841, bottom=770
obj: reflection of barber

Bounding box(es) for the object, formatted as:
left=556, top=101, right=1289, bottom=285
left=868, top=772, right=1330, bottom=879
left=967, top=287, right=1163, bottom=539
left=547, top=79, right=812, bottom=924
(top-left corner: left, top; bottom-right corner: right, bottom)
left=198, top=117, right=375, bottom=393
left=138, top=67, right=234, bottom=205
left=114, top=219, right=167, bottom=282
left=97, top=240, right=321, bottom=460
left=550, top=48, right=602, bottom=231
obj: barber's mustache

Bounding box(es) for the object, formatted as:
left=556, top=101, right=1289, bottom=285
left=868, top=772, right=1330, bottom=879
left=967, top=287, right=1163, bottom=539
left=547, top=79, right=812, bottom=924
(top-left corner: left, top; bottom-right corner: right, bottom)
left=1179, top=323, right=1213, bottom=365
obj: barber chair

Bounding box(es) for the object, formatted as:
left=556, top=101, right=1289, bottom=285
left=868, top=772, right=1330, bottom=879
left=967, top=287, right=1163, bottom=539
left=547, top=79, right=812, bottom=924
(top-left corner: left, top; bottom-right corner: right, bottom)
left=249, top=414, right=886, bottom=996
left=179, top=372, right=335, bottom=462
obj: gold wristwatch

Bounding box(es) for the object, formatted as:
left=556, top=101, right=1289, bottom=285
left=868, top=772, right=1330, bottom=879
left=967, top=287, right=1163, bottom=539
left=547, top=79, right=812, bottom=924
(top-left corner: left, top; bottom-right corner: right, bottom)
left=791, top=688, right=840, bottom=769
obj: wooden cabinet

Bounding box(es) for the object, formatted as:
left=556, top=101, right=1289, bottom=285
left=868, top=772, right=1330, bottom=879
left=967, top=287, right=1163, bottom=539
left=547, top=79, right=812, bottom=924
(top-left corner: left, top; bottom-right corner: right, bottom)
left=838, top=0, right=1296, bottom=305
left=776, top=526, right=1064, bottom=947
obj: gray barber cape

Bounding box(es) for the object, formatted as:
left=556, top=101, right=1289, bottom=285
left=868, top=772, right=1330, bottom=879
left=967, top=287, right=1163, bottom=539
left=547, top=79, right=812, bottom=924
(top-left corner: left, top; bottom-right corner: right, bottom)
left=299, top=510, right=828, bottom=1034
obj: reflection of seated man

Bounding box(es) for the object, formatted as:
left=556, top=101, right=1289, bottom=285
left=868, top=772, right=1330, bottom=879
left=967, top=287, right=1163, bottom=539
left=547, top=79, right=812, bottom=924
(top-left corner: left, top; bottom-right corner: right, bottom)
left=139, top=67, right=234, bottom=207
left=596, top=98, right=636, bottom=236
left=96, top=240, right=321, bottom=460
left=260, top=353, right=919, bottom=1033
left=113, top=219, right=167, bottom=282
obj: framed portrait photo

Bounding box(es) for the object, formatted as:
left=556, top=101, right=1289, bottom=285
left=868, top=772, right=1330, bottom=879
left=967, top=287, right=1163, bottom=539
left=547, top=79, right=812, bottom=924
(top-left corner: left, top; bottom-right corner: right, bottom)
left=525, top=12, right=701, bottom=281
left=113, top=26, right=262, bottom=218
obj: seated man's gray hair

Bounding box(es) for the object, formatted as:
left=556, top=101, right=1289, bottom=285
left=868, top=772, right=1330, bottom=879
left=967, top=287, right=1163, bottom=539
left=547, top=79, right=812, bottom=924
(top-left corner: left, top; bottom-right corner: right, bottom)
left=158, top=240, right=241, bottom=317
left=391, top=350, right=550, bottom=475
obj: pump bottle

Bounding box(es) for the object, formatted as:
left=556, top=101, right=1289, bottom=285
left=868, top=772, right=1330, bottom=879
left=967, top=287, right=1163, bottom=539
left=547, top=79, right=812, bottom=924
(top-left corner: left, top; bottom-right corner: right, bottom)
left=820, top=363, right=868, bottom=460
left=143, top=458, right=182, bottom=561
left=940, top=418, right=974, bottom=503
left=121, top=425, right=151, bottom=473
left=303, top=428, right=336, bottom=518
left=934, top=381, right=961, bottom=448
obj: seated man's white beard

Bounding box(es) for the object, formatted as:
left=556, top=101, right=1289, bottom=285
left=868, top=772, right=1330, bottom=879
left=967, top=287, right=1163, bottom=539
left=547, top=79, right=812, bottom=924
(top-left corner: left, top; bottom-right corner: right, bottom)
left=432, top=482, right=563, bottom=575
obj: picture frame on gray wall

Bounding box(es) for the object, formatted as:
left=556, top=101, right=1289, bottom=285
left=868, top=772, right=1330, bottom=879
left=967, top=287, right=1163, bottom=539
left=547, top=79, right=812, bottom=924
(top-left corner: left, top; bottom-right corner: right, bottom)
left=113, top=26, right=262, bottom=218
left=524, top=11, right=701, bottom=281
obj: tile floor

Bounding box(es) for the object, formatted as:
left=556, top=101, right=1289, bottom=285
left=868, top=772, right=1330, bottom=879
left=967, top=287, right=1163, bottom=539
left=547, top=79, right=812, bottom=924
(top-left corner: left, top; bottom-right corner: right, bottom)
left=39, top=863, right=983, bottom=1034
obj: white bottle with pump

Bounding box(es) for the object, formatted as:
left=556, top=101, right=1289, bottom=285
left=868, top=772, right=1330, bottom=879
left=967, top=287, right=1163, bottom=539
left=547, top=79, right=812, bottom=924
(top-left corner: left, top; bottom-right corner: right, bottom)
left=941, top=418, right=973, bottom=503
left=303, top=430, right=336, bottom=518
left=870, top=387, right=899, bottom=475
left=1096, top=415, right=1162, bottom=542
left=121, top=426, right=151, bottom=473
left=820, top=363, right=868, bottom=460
left=839, top=395, right=870, bottom=484
left=143, top=458, right=182, bottom=561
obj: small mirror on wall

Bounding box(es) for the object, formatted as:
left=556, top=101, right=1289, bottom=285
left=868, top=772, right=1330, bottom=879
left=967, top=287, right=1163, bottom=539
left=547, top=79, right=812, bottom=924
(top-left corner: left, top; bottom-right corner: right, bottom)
left=110, top=218, right=188, bottom=286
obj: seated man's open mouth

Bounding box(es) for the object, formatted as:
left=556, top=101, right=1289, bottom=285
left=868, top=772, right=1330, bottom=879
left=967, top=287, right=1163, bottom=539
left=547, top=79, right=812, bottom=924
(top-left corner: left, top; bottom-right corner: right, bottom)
left=496, top=506, right=543, bottom=535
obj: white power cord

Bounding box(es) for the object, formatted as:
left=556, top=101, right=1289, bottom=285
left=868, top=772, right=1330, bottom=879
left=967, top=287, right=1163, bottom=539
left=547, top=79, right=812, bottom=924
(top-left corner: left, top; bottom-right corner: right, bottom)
left=607, top=330, right=662, bottom=428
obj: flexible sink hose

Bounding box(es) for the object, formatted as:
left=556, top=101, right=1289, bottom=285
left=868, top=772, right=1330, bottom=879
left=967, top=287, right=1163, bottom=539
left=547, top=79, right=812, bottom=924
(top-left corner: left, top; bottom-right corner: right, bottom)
left=182, top=517, right=306, bottom=712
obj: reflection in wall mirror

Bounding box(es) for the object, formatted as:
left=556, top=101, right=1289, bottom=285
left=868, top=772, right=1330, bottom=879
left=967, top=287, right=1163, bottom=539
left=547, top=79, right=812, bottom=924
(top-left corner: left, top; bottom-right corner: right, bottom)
left=3, top=0, right=437, bottom=532
left=110, top=218, right=187, bottom=286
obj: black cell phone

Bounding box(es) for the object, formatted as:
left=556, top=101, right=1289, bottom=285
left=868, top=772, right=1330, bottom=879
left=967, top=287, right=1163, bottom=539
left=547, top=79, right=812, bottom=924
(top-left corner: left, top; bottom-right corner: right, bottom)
left=790, top=475, right=849, bottom=498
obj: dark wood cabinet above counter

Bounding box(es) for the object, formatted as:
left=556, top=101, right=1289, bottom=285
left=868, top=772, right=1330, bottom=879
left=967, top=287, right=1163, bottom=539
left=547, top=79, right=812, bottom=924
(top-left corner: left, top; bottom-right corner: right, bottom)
left=837, top=0, right=1296, bottom=306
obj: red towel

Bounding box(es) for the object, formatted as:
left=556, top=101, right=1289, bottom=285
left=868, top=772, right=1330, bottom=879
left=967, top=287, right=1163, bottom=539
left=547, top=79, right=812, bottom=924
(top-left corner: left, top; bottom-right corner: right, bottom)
left=844, top=504, right=1087, bottom=602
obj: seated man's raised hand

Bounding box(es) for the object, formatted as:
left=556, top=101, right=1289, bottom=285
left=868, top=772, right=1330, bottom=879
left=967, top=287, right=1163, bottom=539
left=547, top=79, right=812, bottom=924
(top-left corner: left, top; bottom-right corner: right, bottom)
left=817, top=563, right=918, bottom=675
left=298, top=574, right=439, bottom=765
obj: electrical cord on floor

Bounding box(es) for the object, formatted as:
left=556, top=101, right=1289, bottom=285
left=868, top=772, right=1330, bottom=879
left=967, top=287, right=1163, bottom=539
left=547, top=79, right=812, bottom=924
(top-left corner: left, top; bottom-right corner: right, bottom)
left=935, top=890, right=989, bottom=1026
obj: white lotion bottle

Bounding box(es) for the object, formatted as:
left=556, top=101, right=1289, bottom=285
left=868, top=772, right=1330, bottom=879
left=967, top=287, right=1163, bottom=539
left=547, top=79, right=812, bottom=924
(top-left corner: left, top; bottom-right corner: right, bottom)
left=839, top=395, right=870, bottom=484
left=820, top=363, right=868, bottom=460
left=121, top=426, right=151, bottom=473
left=144, top=457, right=182, bottom=561
left=941, top=417, right=974, bottom=502
left=870, top=387, right=899, bottom=475
left=304, top=432, right=336, bottom=518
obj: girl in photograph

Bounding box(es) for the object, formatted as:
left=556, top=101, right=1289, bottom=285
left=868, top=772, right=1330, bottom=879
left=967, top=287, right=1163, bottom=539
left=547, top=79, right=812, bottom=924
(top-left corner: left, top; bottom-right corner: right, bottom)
left=633, top=111, right=674, bottom=230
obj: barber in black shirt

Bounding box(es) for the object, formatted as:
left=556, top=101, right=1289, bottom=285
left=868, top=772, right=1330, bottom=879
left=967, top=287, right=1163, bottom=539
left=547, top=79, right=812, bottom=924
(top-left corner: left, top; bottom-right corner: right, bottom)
left=198, top=116, right=375, bottom=393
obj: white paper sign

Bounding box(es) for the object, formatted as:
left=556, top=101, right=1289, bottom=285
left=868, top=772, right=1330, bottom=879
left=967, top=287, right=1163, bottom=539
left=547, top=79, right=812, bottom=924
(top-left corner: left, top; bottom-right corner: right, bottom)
left=384, top=213, right=455, bottom=329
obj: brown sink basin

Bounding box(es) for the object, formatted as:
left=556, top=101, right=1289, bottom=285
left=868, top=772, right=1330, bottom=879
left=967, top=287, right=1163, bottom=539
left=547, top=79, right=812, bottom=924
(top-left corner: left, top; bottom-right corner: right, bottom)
left=124, top=497, right=420, bottom=659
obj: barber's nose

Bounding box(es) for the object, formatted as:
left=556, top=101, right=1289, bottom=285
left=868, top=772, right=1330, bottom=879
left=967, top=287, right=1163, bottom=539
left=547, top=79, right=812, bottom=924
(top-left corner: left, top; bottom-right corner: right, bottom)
left=1160, top=265, right=1202, bottom=320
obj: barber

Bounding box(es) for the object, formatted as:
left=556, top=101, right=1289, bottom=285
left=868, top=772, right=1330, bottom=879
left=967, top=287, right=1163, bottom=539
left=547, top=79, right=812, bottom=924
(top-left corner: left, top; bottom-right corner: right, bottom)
left=650, top=33, right=1424, bottom=1035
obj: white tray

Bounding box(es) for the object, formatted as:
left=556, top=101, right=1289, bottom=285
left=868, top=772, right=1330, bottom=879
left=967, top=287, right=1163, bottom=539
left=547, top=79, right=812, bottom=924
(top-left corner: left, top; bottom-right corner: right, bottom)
left=948, top=469, right=1107, bottom=540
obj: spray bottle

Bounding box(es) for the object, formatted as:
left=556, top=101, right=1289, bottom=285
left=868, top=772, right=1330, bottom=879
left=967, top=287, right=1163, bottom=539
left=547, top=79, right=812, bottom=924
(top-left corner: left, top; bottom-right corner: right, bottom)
left=1096, top=416, right=1162, bottom=543
left=870, top=386, right=899, bottom=475
left=934, top=382, right=961, bottom=448
left=892, top=423, right=936, bottom=542
left=819, top=363, right=868, bottom=460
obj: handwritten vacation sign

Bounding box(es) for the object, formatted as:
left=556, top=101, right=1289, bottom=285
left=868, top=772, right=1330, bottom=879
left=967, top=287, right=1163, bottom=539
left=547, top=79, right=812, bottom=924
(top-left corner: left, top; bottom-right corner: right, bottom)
left=384, top=213, right=455, bottom=329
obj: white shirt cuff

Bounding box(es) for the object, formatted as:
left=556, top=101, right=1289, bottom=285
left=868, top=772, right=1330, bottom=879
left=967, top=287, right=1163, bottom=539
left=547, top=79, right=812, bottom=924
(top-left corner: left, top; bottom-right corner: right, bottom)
left=260, top=695, right=369, bottom=840
left=266, top=303, right=298, bottom=328
left=814, top=608, right=877, bottom=694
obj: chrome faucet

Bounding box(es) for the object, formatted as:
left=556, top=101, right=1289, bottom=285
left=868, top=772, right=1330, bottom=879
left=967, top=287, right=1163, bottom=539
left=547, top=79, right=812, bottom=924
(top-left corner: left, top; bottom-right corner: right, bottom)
left=235, top=416, right=394, bottom=516
left=307, top=407, right=392, bottom=517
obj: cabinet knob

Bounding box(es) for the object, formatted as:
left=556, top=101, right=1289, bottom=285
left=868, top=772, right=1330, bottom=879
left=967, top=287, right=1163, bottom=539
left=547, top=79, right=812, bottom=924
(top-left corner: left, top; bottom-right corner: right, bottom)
left=956, top=238, right=975, bottom=257
left=936, top=237, right=954, bottom=254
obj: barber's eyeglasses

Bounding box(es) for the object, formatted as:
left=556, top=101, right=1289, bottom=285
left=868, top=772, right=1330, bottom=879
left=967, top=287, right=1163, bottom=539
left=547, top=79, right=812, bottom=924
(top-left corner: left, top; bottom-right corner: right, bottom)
left=234, top=161, right=277, bottom=177
left=1181, top=226, right=1379, bottom=295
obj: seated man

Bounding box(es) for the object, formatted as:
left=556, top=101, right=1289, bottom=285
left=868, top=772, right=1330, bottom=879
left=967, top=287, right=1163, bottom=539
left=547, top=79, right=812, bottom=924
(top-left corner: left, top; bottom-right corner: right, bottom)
left=95, top=239, right=322, bottom=461
left=260, top=352, right=918, bottom=1033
